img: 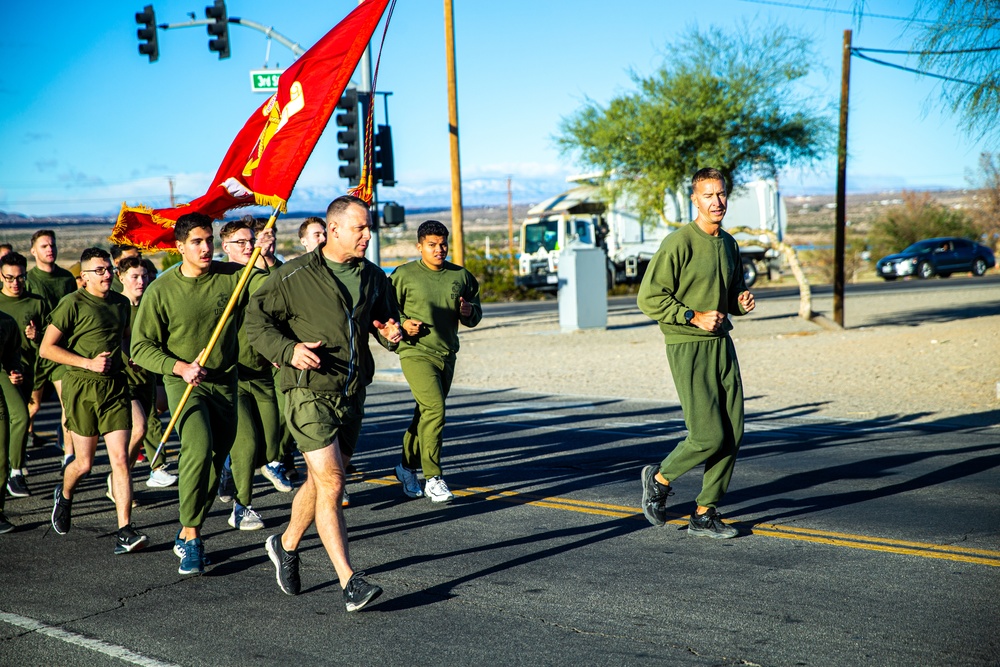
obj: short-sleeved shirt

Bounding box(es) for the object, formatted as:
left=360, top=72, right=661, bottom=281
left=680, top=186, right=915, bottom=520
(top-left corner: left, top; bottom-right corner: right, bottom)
left=48, top=289, right=130, bottom=379
left=26, top=265, right=77, bottom=315
left=0, top=292, right=45, bottom=367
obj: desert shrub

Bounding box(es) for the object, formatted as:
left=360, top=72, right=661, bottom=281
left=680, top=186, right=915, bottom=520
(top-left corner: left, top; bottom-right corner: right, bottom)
left=463, top=251, right=543, bottom=302
left=867, top=191, right=979, bottom=259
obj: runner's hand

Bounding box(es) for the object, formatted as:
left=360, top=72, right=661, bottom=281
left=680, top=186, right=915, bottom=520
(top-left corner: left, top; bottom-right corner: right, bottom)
left=374, top=319, right=403, bottom=344
left=290, top=341, right=322, bottom=371
left=85, top=351, right=114, bottom=374
left=402, top=319, right=423, bottom=336
left=459, top=297, right=472, bottom=317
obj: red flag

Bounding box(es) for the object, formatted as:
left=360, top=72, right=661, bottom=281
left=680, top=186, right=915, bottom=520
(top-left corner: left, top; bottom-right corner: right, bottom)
left=111, top=0, right=391, bottom=251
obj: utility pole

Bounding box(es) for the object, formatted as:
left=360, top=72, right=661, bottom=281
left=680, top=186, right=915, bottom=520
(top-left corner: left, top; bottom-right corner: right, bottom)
left=444, top=0, right=464, bottom=265
left=168, top=177, right=176, bottom=207
left=507, top=176, right=514, bottom=271
left=834, top=29, right=851, bottom=328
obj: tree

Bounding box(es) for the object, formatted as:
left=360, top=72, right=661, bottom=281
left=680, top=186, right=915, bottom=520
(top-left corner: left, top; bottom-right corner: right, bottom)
left=913, top=1, right=1000, bottom=142
left=968, top=152, right=1000, bottom=253
left=556, top=23, right=833, bottom=222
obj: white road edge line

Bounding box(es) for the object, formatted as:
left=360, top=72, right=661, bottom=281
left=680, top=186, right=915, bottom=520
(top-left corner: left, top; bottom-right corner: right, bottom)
left=0, top=610, right=180, bottom=667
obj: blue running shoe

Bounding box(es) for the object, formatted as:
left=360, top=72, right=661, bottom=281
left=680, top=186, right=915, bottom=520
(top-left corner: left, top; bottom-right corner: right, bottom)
left=261, top=462, right=292, bottom=493
left=177, top=537, right=205, bottom=575
left=218, top=457, right=235, bottom=503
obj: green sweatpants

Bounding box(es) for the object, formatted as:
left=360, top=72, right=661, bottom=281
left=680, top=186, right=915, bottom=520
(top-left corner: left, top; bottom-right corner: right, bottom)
left=272, top=366, right=295, bottom=459
left=231, top=375, right=281, bottom=506
left=659, top=335, right=744, bottom=509
left=132, top=378, right=169, bottom=469
left=0, top=368, right=31, bottom=471
left=400, top=353, right=455, bottom=478
left=164, top=375, right=237, bottom=529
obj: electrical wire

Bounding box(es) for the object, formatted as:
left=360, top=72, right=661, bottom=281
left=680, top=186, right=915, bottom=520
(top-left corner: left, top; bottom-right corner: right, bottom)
left=851, top=50, right=984, bottom=86
left=853, top=45, right=1000, bottom=56
left=734, top=0, right=935, bottom=24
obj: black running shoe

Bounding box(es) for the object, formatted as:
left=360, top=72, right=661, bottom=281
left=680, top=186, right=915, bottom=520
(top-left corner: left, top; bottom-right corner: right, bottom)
left=688, top=508, right=739, bottom=539
left=265, top=534, right=300, bottom=595
left=343, top=572, right=382, bottom=612
left=0, top=511, right=14, bottom=534
left=641, top=465, right=672, bottom=527
left=51, top=486, right=72, bottom=535
left=6, top=474, right=30, bottom=498
left=114, top=524, right=149, bottom=555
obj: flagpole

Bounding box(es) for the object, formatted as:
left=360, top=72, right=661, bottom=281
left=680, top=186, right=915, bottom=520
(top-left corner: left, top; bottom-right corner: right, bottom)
left=150, top=206, right=282, bottom=468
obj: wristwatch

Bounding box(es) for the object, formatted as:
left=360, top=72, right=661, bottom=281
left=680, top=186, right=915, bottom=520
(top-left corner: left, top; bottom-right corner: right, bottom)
left=684, top=309, right=695, bottom=324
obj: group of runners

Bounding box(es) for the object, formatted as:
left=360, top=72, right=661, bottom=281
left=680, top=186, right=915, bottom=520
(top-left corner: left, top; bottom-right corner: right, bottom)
left=0, top=196, right=483, bottom=612
left=1, top=168, right=755, bottom=613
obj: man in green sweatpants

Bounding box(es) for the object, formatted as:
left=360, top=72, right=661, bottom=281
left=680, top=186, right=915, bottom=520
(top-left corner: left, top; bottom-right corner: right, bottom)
left=637, top=167, right=756, bottom=539
left=0, top=310, right=24, bottom=534
left=390, top=220, right=482, bottom=503
left=132, top=213, right=269, bottom=575
left=0, top=252, right=45, bottom=498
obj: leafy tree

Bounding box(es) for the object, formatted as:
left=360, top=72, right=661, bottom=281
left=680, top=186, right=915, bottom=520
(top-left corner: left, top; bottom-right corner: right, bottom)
left=913, top=0, right=1000, bottom=142
left=867, top=191, right=979, bottom=258
left=967, top=152, right=1000, bottom=252
left=556, top=23, right=833, bottom=222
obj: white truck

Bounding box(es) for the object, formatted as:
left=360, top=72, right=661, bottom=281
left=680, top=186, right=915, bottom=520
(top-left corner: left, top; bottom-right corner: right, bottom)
left=516, top=178, right=787, bottom=290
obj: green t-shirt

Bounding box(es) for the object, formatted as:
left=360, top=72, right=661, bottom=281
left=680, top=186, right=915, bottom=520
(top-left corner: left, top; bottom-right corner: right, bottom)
left=637, top=222, right=748, bottom=345
left=390, top=259, right=482, bottom=359
left=48, top=289, right=130, bottom=379
left=325, top=258, right=362, bottom=312
left=0, top=310, right=22, bottom=374
left=26, top=265, right=77, bottom=315
left=123, top=301, right=149, bottom=388
left=132, top=262, right=267, bottom=384
left=0, top=292, right=46, bottom=367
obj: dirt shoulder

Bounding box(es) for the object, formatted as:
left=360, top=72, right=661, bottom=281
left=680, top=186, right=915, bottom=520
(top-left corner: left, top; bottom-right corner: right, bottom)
left=372, top=281, right=1000, bottom=428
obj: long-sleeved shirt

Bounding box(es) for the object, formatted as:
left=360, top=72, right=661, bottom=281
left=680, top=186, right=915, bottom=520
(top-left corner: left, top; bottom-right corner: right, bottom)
left=390, top=259, right=482, bottom=360
left=637, top=222, right=748, bottom=345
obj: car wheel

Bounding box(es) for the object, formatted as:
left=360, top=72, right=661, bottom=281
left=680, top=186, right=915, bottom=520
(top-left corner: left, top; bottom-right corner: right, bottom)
left=917, top=261, right=934, bottom=279
left=938, top=272, right=951, bottom=278
left=881, top=275, right=897, bottom=281
left=743, top=260, right=758, bottom=288
left=972, top=257, right=988, bottom=276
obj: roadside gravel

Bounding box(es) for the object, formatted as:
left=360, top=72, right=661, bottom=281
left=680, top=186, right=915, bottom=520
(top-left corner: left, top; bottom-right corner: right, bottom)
left=372, top=280, right=1000, bottom=428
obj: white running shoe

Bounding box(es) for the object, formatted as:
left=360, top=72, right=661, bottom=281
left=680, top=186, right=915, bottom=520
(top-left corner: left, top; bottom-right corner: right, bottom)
left=229, top=504, right=264, bottom=531
left=146, top=465, right=178, bottom=488
left=394, top=464, right=423, bottom=498
left=424, top=476, right=454, bottom=503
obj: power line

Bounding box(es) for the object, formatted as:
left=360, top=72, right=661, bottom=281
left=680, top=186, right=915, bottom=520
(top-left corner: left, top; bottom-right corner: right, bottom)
left=734, top=0, right=935, bottom=24
left=851, top=50, right=983, bottom=86
left=853, top=45, right=1000, bottom=56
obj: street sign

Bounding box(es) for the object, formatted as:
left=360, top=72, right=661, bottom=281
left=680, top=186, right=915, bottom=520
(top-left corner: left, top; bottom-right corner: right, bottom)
left=249, top=69, right=284, bottom=93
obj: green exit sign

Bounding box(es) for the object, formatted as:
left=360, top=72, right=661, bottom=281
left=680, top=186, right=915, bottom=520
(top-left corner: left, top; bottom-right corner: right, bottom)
left=250, top=69, right=284, bottom=93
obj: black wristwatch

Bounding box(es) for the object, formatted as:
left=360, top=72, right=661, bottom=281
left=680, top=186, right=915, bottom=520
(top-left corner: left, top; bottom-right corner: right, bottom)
left=684, top=309, right=695, bottom=325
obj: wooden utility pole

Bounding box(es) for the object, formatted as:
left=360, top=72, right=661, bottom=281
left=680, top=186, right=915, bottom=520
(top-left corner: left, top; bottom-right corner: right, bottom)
left=507, top=176, right=514, bottom=270
left=444, top=0, right=465, bottom=265
left=834, top=29, right=852, bottom=328
left=168, top=177, right=176, bottom=207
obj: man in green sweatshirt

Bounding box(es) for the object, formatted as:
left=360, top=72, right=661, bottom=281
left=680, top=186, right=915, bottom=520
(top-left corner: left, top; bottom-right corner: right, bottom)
left=247, top=195, right=401, bottom=612
left=637, top=167, right=756, bottom=540
left=0, top=252, right=45, bottom=497
left=26, top=229, right=77, bottom=459
left=390, top=220, right=482, bottom=502
left=41, top=247, right=147, bottom=554
left=131, top=213, right=269, bottom=575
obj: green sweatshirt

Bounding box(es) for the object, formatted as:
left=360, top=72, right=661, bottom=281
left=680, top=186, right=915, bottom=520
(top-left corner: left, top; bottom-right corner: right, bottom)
left=0, top=310, right=22, bottom=374
left=132, top=262, right=266, bottom=384
left=246, top=247, right=398, bottom=396
left=236, top=258, right=281, bottom=381
left=48, top=289, right=131, bottom=378
left=637, top=222, right=748, bottom=345
left=390, top=259, right=482, bottom=360
left=26, top=265, right=77, bottom=315
left=0, top=292, right=45, bottom=367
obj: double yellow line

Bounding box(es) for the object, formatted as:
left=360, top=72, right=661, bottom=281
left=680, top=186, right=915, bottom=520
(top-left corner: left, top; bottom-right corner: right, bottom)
left=366, top=477, right=1000, bottom=567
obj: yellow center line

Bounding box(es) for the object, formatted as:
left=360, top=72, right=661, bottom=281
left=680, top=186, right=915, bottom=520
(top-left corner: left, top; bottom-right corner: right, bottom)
left=363, top=477, right=1000, bottom=567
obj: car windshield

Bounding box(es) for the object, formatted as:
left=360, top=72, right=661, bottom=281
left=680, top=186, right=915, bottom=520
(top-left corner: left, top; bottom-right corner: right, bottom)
left=902, top=240, right=940, bottom=254
left=524, top=219, right=559, bottom=254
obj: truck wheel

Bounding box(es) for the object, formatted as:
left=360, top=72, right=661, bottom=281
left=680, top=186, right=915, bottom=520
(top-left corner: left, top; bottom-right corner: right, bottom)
left=742, top=260, right=758, bottom=288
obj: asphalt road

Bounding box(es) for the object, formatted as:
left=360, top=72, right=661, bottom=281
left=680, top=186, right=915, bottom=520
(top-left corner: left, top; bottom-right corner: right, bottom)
left=1, top=383, right=997, bottom=667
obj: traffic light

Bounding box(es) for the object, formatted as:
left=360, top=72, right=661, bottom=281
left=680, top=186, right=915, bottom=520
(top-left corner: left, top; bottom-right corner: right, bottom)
left=205, top=0, right=230, bottom=59
left=135, top=5, right=159, bottom=63
left=336, top=89, right=360, bottom=186
left=374, top=125, right=395, bottom=187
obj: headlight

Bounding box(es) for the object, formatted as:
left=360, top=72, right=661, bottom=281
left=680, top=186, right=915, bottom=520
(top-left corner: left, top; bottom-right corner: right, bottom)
left=900, top=258, right=916, bottom=268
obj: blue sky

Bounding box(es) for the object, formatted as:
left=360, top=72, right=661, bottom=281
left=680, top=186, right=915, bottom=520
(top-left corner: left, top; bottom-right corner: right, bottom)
left=0, top=0, right=991, bottom=217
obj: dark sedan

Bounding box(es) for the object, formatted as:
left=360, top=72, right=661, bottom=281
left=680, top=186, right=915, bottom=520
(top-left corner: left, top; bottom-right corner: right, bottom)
left=876, top=237, right=996, bottom=280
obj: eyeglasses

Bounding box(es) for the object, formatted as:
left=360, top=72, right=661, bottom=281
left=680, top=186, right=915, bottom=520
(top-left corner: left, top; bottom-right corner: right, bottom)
left=223, top=239, right=254, bottom=247
left=0, top=274, right=26, bottom=283
left=81, top=267, right=112, bottom=276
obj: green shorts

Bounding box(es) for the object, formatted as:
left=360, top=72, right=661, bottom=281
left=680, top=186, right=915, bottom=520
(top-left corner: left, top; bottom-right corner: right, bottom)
left=33, top=356, right=63, bottom=391
left=285, top=387, right=365, bottom=456
left=62, top=372, right=131, bottom=437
